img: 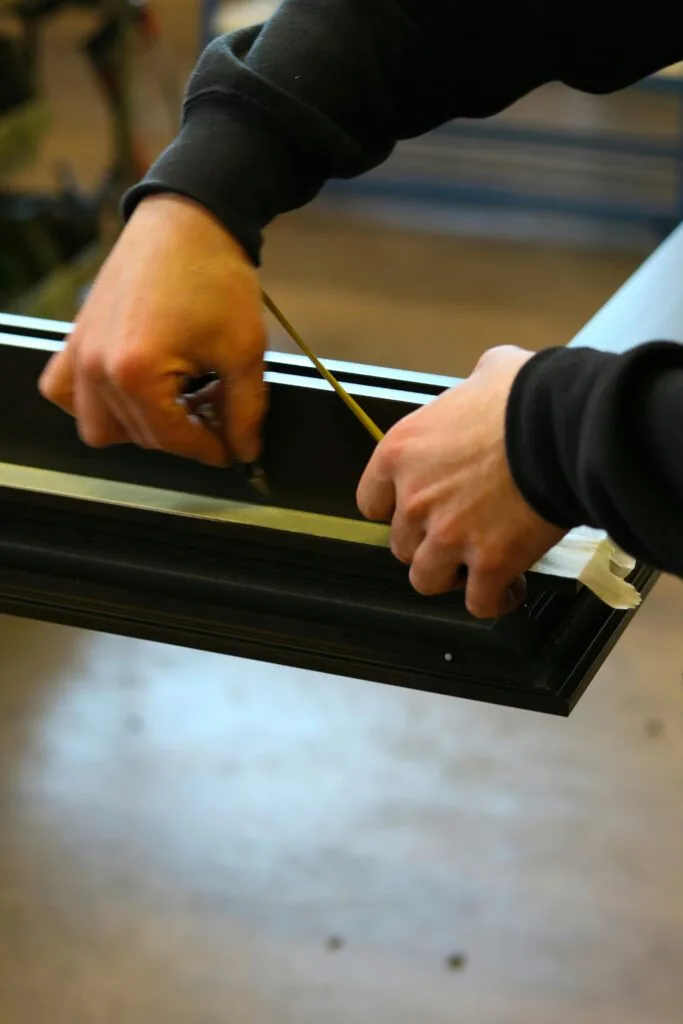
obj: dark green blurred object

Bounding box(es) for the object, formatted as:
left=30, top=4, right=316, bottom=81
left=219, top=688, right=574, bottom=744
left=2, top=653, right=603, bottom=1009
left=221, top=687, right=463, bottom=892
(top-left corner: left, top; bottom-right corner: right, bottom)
left=0, top=0, right=152, bottom=318
left=0, top=34, right=33, bottom=113
left=0, top=27, right=49, bottom=178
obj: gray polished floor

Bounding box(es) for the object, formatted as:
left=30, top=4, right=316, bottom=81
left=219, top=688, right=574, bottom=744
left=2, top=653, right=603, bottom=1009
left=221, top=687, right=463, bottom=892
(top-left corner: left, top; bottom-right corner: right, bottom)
left=1, top=576, right=682, bottom=1023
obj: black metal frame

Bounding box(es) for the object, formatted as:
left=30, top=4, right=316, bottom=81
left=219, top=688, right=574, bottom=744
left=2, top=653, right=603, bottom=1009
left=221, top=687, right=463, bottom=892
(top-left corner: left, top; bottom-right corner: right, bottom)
left=0, top=312, right=658, bottom=715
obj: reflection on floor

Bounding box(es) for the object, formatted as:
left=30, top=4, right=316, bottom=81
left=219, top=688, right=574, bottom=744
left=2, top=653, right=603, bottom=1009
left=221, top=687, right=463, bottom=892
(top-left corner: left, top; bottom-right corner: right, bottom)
left=1, top=577, right=683, bottom=1023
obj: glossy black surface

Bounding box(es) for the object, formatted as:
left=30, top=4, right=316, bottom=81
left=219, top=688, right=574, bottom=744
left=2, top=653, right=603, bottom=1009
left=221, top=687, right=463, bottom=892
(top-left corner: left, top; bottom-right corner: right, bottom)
left=0, top=320, right=432, bottom=521
left=0, top=480, right=657, bottom=714
left=0, top=308, right=660, bottom=714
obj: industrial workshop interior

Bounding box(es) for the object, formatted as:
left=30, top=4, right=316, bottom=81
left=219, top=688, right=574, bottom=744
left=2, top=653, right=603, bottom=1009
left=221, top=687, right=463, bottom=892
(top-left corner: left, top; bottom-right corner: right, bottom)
left=1, top=1, right=683, bottom=1021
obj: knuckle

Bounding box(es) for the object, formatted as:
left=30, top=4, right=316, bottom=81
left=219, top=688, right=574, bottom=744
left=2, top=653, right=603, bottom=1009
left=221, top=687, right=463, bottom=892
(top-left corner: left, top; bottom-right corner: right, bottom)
left=429, top=522, right=459, bottom=554
left=401, top=483, right=434, bottom=524
left=476, top=344, right=508, bottom=367
left=471, top=540, right=515, bottom=577
left=378, top=441, right=400, bottom=475
left=78, top=349, right=107, bottom=383
left=380, top=428, right=409, bottom=471
left=473, top=348, right=496, bottom=374
left=107, top=350, right=150, bottom=391
left=475, top=557, right=504, bottom=580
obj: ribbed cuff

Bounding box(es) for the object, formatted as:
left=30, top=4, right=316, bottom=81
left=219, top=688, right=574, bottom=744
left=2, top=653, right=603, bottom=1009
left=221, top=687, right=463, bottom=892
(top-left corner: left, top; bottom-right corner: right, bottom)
left=505, top=341, right=683, bottom=537
left=122, top=98, right=317, bottom=266
left=505, top=347, right=615, bottom=529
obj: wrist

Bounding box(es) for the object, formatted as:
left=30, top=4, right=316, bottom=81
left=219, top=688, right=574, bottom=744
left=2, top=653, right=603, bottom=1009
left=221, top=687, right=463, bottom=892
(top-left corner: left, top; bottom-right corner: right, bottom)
left=122, top=97, right=313, bottom=267
left=130, top=194, right=253, bottom=267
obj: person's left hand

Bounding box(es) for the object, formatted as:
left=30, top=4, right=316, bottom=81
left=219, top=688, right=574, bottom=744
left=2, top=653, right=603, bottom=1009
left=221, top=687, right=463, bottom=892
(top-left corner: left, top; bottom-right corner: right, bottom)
left=356, top=345, right=567, bottom=619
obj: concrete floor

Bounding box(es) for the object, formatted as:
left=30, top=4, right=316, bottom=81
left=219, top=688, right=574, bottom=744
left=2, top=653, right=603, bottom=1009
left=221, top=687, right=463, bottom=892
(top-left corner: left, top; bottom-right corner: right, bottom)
left=1, top=580, right=683, bottom=1024
left=2, top=2, right=683, bottom=1022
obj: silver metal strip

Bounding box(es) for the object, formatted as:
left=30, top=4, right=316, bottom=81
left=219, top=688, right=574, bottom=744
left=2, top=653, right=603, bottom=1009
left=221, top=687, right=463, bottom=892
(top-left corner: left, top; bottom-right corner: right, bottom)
left=0, top=461, right=391, bottom=547
left=0, top=460, right=610, bottom=584
left=0, top=314, right=458, bottom=390
left=0, top=312, right=73, bottom=334
left=263, top=370, right=436, bottom=405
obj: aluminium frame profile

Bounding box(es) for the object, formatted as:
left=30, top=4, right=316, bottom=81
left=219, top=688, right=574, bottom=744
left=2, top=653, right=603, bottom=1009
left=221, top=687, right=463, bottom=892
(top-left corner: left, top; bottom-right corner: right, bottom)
left=2, top=221, right=683, bottom=713
left=0, top=315, right=655, bottom=715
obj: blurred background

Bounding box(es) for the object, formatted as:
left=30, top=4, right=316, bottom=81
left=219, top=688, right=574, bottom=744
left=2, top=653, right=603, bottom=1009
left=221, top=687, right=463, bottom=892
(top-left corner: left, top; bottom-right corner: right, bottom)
left=1, top=2, right=683, bottom=1023
left=3, top=0, right=683, bottom=372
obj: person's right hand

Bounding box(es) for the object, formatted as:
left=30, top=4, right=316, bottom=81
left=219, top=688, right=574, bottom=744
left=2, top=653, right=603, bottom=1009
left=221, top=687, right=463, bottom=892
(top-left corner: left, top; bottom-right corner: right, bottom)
left=39, top=194, right=267, bottom=466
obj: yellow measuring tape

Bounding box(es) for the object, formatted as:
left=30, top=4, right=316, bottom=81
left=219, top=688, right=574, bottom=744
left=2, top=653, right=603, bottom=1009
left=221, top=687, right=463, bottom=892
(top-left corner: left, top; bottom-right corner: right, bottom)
left=262, top=291, right=385, bottom=444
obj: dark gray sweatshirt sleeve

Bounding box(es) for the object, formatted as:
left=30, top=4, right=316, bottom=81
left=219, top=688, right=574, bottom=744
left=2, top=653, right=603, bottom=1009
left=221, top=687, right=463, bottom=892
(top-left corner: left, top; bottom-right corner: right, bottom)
left=123, top=1, right=683, bottom=263
left=506, top=342, right=683, bottom=574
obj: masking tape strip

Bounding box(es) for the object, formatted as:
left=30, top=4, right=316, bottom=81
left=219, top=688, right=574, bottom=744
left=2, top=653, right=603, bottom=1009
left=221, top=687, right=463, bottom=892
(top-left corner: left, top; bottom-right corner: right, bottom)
left=532, top=527, right=641, bottom=610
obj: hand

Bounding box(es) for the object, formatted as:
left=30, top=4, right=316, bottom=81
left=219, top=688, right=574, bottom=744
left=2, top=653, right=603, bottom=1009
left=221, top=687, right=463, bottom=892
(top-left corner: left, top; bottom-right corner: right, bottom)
left=357, top=345, right=567, bottom=618
left=39, top=195, right=267, bottom=466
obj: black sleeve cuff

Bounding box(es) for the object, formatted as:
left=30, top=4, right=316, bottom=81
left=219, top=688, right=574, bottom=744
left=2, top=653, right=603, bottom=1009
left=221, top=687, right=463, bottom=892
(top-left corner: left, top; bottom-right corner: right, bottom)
left=121, top=99, right=319, bottom=266
left=505, top=341, right=683, bottom=561
left=504, top=346, right=616, bottom=529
